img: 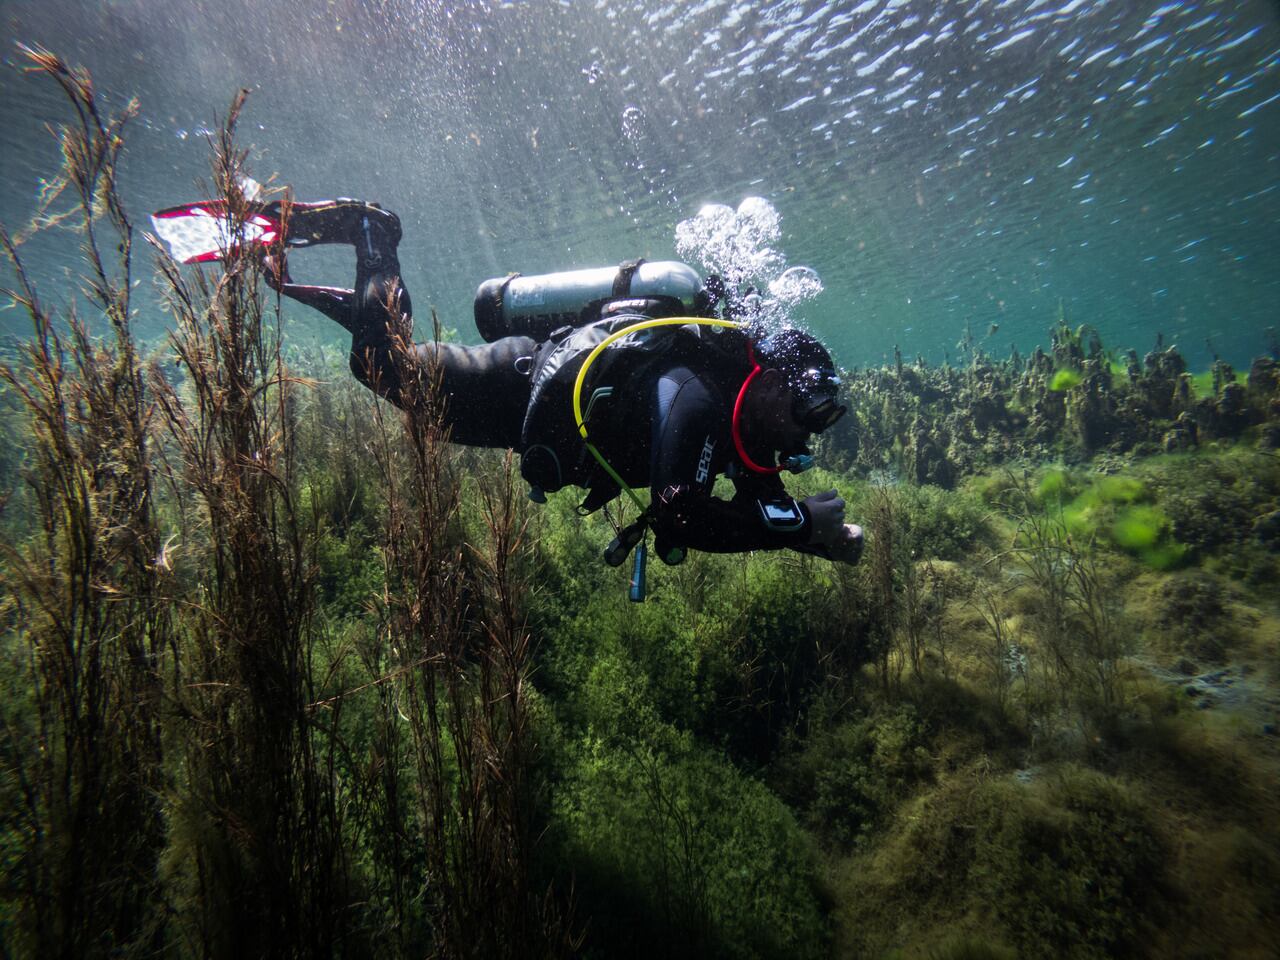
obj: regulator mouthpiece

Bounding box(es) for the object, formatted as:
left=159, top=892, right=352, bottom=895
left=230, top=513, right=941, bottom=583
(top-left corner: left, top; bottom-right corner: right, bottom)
left=781, top=453, right=815, bottom=474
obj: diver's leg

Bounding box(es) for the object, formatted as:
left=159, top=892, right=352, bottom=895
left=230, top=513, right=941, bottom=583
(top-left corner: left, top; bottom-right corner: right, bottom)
left=272, top=198, right=406, bottom=338
left=277, top=284, right=356, bottom=330
left=269, top=198, right=400, bottom=249
left=274, top=200, right=536, bottom=443
left=346, top=206, right=415, bottom=403
left=337, top=204, right=538, bottom=439
left=259, top=198, right=410, bottom=399
left=262, top=252, right=357, bottom=329
left=350, top=236, right=537, bottom=443
left=257, top=206, right=381, bottom=329
left=426, top=338, right=537, bottom=447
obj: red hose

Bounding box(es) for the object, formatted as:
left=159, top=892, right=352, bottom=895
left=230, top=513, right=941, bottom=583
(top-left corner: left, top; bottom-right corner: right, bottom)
left=731, top=343, right=782, bottom=475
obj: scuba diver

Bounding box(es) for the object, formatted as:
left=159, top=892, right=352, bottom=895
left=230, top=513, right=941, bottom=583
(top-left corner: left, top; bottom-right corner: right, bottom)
left=152, top=195, right=864, bottom=586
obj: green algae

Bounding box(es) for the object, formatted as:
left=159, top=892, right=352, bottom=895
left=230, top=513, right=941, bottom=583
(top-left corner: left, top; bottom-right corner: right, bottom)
left=1060, top=476, right=1143, bottom=533
left=1113, top=505, right=1187, bottom=569
left=1039, top=472, right=1189, bottom=569
left=1189, top=368, right=1247, bottom=398
left=1049, top=368, right=1083, bottom=391
left=1093, top=475, right=1146, bottom=504
left=1112, top=504, right=1164, bottom=549
left=1036, top=468, right=1076, bottom=504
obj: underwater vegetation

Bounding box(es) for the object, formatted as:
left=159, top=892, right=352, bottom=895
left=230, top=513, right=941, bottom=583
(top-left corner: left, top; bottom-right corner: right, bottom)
left=831, top=314, right=1280, bottom=489
left=2, top=51, right=1278, bottom=960
left=1030, top=470, right=1184, bottom=570
left=1049, top=368, right=1083, bottom=392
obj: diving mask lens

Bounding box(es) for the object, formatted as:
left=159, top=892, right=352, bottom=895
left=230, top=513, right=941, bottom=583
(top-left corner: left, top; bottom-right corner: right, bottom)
left=800, top=395, right=846, bottom=433
left=794, top=367, right=845, bottom=433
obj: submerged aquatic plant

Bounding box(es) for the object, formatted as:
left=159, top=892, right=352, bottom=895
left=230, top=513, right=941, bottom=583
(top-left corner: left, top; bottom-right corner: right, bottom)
left=1056, top=473, right=1186, bottom=570
left=1049, top=368, right=1083, bottom=391
left=146, top=87, right=360, bottom=955
left=1036, top=468, right=1077, bottom=505
left=0, top=46, right=171, bottom=957
left=1111, top=505, right=1165, bottom=550
left=998, top=474, right=1133, bottom=737
left=346, top=246, right=571, bottom=948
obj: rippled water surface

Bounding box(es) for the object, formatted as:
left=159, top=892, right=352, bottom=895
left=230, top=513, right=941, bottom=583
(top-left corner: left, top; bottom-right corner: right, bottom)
left=2, top=0, right=1277, bottom=369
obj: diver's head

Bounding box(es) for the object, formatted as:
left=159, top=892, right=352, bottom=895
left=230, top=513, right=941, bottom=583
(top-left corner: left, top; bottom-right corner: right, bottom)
left=753, top=328, right=846, bottom=436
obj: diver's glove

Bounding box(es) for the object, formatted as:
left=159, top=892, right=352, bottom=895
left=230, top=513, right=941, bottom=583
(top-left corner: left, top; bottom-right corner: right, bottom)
left=829, top=523, right=865, bottom=566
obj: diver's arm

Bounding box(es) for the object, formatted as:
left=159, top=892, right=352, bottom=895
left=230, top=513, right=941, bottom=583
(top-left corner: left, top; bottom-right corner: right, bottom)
left=646, top=370, right=812, bottom=553
left=645, top=368, right=863, bottom=559
left=651, top=481, right=813, bottom=553
left=680, top=478, right=862, bottom=561
left=791, top=524, right=865, bottom=564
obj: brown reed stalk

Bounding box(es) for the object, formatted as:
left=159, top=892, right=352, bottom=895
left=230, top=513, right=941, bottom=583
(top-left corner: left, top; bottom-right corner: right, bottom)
left=0, top=46, right=171, bottom=958
left=864, top=485, right=899, bottom=694
left=147, top=90, right=348, bottom=956
left=469, top=451, right=579, bottom=956
left=361, top=307, right=573, bottom=957
left=971, top=565, right=1022, bottom=721
left=364, top=310, right=470, bottom=954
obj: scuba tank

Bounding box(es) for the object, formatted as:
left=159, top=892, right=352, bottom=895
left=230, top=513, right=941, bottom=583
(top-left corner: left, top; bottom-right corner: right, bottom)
left=473, top=259, right=711, bottom=342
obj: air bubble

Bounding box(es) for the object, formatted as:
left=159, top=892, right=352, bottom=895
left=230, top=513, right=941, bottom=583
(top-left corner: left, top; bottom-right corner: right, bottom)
left=621, top=106, right=645, bottom=140
left=674, top=197, right=822, bottom=331
left=768, top=266, right=824, bottom=305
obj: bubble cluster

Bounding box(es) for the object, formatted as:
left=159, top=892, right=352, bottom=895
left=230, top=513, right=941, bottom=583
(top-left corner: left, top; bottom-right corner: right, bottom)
left=676, top=199, right=781, bottom=285
left=768, top=265, right=824, bottom=307
left=674, top=197, right=823, bottom=331
left=620, top=106, right=645, bottom=141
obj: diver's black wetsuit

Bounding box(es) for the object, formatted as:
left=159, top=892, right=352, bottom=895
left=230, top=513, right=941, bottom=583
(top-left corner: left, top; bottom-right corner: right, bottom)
left=645, top=363, right=813, bottom=554
left=276, top=201, right=818, bottom=556
left=274, top=201, right=536, bottom=448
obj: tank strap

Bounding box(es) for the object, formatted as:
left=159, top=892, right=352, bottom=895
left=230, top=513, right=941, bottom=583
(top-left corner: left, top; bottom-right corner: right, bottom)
left=612, top=258, right=647, bottom=298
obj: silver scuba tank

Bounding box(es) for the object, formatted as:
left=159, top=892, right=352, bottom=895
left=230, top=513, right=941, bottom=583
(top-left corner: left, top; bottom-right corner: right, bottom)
left=474, top=260, right=709, bottom=343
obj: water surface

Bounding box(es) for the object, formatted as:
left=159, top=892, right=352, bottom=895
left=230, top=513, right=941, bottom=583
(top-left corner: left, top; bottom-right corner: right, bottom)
left=2, top=0, right=1277, bottom=370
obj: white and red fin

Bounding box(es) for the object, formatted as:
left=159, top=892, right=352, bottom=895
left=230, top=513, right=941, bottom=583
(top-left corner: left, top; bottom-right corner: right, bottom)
left=150, top=201, right=281, bottom=264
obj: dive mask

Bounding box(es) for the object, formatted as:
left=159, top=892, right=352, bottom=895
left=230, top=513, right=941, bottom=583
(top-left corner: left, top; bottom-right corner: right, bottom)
left=793, top=367, right=846, bottom=433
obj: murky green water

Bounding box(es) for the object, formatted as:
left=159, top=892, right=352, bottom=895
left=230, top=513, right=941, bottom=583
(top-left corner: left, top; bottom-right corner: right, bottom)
left=2, top=0, right=1277, bottom=370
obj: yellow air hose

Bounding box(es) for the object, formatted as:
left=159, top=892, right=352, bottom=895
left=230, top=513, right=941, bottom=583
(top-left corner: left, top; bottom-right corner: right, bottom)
left=571, top=316, right=743, bottom=512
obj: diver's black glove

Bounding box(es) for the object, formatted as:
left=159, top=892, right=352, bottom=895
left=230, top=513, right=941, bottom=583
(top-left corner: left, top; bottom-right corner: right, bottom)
left=828, top=523, right=864, bottom=565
